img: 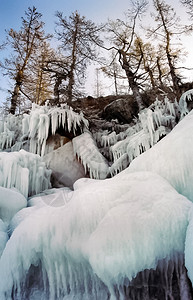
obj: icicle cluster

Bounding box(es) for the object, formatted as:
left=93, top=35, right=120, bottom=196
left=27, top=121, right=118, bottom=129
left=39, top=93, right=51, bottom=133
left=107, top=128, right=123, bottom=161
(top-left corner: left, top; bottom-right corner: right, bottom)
left=72, top=132, right=109, bottom=179
left=179, top=88, right=193, bottom=118
left=24, top=103, right=89, bottom=156
left=0, top=114, right=22, bottom=151
left=109, top=97, right=178, bottom=176
left=0, top=150, right=51, bottom=198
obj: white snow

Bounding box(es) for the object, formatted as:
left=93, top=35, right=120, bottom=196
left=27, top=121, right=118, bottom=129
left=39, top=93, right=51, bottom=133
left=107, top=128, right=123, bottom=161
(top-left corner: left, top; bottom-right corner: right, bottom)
left=0, top=171, right=191, bottom=299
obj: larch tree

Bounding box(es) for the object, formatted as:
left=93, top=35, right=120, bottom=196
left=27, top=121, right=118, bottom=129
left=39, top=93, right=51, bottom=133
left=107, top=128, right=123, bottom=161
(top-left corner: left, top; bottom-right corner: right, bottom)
left=55, top=11, right=103, bottom=104
left=0, top=6, right=49, bottom=114
left=24, top=42, right=54, bottom=105
left=105, top=0, right=148, bottom=111
left=149, top=0, right=192, bottom=98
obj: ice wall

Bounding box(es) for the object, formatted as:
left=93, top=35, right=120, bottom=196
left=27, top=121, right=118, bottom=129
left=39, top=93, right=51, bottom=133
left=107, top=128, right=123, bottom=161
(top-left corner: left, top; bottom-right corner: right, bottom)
left=0, top=171, right=191, bottom=299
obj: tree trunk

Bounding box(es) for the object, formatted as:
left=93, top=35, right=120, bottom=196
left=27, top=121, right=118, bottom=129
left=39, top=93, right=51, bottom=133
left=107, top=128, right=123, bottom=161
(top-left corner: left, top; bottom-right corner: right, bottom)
left=119, top=50, right=145, bottom=111
left=9, top=70, right=23, bottom=114
left=9, top=83, right=20, bottom=114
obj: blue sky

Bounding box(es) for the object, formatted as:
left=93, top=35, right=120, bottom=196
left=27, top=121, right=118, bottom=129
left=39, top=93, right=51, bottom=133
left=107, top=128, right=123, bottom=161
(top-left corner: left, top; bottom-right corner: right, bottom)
left=0, top=0, right=193, bottom=103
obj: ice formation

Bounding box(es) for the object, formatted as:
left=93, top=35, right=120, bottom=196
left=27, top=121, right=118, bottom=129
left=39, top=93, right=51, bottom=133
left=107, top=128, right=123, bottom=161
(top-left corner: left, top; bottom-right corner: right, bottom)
left=0, top=150, right=51, bottom=198
left=128, top=109, right=193, bottom=202
left=72, top=132, right=109, bottom=179
left=0, top=171, right=192, bottom=299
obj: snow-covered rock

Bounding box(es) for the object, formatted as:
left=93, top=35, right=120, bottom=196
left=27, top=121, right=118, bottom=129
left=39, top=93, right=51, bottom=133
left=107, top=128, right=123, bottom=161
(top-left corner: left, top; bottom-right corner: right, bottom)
left=0, top=187, right=27, bottom=223
left=43, top=141, right=86, bottom=188
left=0, top=171, right=191, bottom=299
left=128, top=109, right=193, bottom=202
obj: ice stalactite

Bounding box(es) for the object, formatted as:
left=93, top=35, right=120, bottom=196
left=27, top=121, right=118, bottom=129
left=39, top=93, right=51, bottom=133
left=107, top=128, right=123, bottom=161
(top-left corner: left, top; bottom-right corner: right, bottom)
left=0, top=150, right=51, bottom=197
left=26, top=104, right=89, bottom=156
left=72, top=132, right=109, bottom=179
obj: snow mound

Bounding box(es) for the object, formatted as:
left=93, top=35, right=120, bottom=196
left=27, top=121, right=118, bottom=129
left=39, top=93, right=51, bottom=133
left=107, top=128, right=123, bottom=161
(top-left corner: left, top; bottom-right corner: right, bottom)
left=128, top=109, right=193, bottom=202
left=0, top=150, right=51, bottom=197
left=0, top=171, right=191, bottom=299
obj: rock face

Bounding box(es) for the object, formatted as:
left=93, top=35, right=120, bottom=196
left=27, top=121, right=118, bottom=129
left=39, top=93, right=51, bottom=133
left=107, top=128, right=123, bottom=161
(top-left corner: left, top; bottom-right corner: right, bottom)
left=45, top=134, right=70, bottom=155
left=43, top=141, right=86, bottom=189
left=102, top=98, right=138, bottom=124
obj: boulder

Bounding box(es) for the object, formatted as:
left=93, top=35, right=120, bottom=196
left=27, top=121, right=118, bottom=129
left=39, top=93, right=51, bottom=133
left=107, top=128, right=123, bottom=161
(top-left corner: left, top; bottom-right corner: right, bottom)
left=43, top=141, right=86, bottom=189
left=102, top=98, right=138, bottom=124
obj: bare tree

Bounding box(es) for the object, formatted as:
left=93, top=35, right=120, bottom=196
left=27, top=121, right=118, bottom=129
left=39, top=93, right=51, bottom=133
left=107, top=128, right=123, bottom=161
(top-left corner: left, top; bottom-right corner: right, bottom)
left=0, top=6, right=49, bottom=114
left=55, top=11, right=103, bottom=104
left=42, top=52, right=70, bottom=105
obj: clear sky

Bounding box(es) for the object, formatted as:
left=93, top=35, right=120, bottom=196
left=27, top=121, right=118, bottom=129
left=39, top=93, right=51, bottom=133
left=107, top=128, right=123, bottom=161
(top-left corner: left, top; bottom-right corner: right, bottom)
left=0, top=0, right=193, bottom=103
